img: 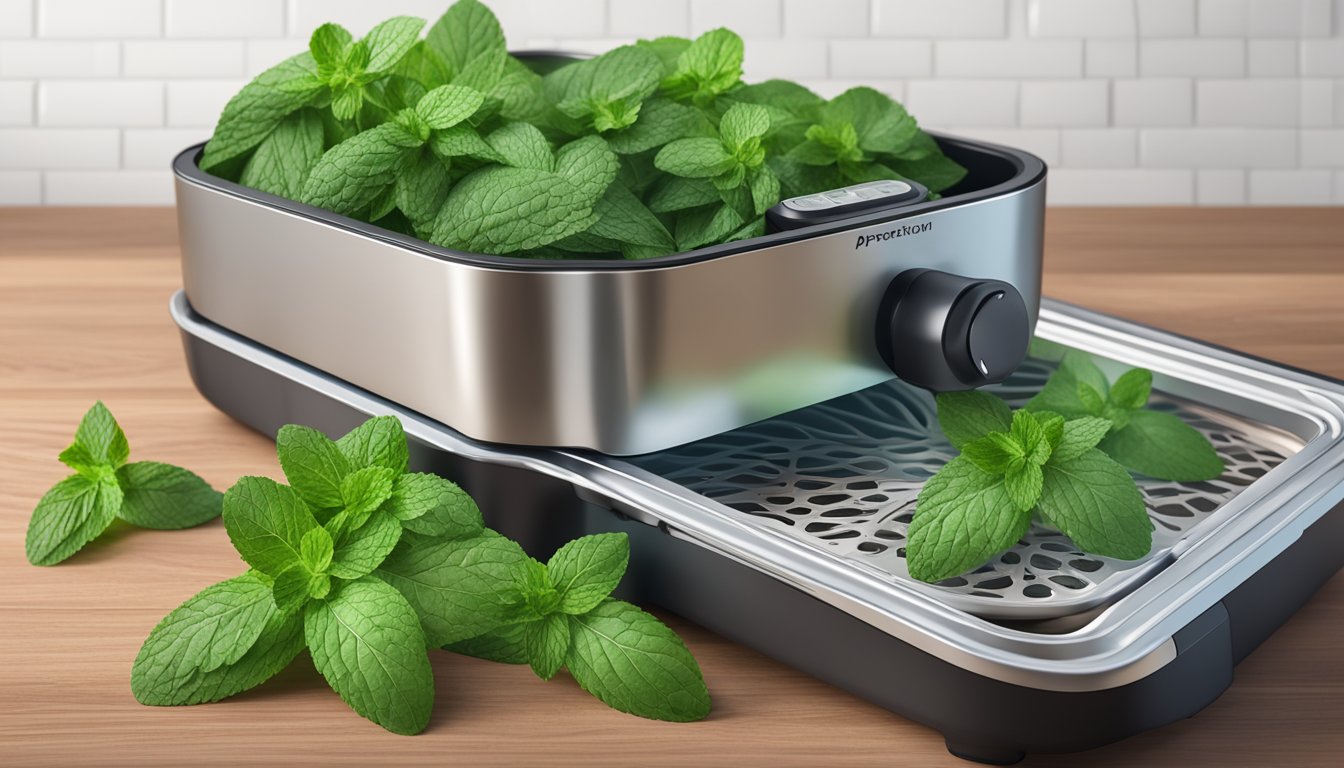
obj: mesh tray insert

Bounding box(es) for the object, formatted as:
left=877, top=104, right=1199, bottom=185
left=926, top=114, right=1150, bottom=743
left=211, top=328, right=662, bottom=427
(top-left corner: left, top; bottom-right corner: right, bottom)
left=630, top=353, right=1303, bottom=619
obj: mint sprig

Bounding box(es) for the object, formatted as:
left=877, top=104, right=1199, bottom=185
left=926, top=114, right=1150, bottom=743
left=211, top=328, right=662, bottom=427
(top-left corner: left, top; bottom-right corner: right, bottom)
left=26, top=402, right=221, bottom=566
left=1025, top=351, right=1225, bottom=482
left=133, top=415, right=711, bottom=734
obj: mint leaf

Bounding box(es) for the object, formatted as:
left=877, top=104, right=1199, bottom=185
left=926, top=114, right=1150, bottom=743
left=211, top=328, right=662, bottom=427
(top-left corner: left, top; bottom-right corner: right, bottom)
left=276, top=424, right=351, bottom=510
left=526, top=613, right=571, bottom=680
left=649, top=176, right=719, bottom=213
left=63, top=401, right=129, bottom=471
left=425, top=0, right=505, bottom=77
left=587, top=184, right=675, bottom=251
left=300, top=526, right=335, bottom=574
left=239, top=108, right=324, bottom=199
left=1053, top=416, right=1112, bottom=462
left=26, top=473, right=122, bottom=566
left=327, top=509, right=402, bottom=580
left=305, top=577, right=434, bottom=735
left=720, top=102, right=770, bottom=150
left=906, top=456, right=1029, bottom=583
left=824, top=87, right=918, bottom=155
left=555, top=136, right=621, bottom=204
left=547, top=533, right=630, bottom=615
left=1025, top=351, right=1110, bottom=416
left=339, top=466, right=396, bottom=524
left=674, top=203, right=745, bottom=251
left=662, top=28, right=743, bottom=107
left=415, top=84, right=483, bottom=129
left=300, top=123, right=415, bottom=217
left=390, top=473, right=483, bottom=538
left=935, top=391, right=1013, bottom=449
left=132, top=570, right=304, bottom=706
left=747, top=165, right=780, bottom=215
left=444, top=621, right=528, bottom=664
left=334, top=415, right=409, bottom=475
left=1100, top=410, right=1225, bottom=482
left=655, top=137, right=735, bottom=178
left=960, top=432, right=1022, bottom=475
left=309, top=23, right=352, bottom=67
left=485, top=122, right=553, bottom=171
left=604, top=97, right=697, bottom=155
left=1110, top=368, right=1153, bottom=410
left=363, top=16, right=425, bottom=74
left=429, top=166, right=596, bottom=254
left=1003, top=464, right=1044, bottom=513
left=392, top=40, right=451, bottom=89
left=545, top=45, right=663, bottom=132
left=396, top=148, right=451, bottom=237
left=1037, top=449, right=1152, bottom=560
left=1010, top=410, right=1052, bottom=466
left=221, top=476, right=319, bottom=578
left=201, top=53, right=320, bottom=171
left=271, top=564, right=313, bottom=614
left=566, top=599, right=711, bottom=722
left=429, top=123, right=501, bottom=162
left=378, top=535, right=531, bottom=646
left=116, top=461, right=222, bottom=530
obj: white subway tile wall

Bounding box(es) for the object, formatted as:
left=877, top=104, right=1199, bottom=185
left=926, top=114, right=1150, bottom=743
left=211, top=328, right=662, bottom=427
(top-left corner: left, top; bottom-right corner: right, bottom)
left=2, top=0, right=1344, bottom=204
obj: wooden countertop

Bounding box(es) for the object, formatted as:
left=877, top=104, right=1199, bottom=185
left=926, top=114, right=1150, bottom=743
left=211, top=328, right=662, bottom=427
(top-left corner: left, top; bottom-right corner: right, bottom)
left=2, top=207, right=1342, bottom=767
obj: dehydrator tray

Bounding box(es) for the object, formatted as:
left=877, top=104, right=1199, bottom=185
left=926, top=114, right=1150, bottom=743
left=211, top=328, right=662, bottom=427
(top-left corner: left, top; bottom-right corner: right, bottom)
left=172, top=290, right=1344, bottom=698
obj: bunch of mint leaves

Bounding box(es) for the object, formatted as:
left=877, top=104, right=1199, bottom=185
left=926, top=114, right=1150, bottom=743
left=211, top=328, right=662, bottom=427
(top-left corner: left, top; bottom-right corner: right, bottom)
left=26, top=402, right=222, bottom=566
left=200, top=0, right=964, bottom=260
left=131, top=415, right=710, bottom=734
left=907, top=354, right=1225, bottom=584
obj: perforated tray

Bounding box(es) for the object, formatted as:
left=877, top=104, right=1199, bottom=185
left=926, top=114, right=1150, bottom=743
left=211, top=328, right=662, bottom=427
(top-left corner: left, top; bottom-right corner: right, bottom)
left=631, top=353, right=1305, bottom=620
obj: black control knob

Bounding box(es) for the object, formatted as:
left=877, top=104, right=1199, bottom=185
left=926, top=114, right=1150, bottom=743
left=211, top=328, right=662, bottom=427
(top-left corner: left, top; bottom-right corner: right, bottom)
left=875, top=268, right=1031, bottom=391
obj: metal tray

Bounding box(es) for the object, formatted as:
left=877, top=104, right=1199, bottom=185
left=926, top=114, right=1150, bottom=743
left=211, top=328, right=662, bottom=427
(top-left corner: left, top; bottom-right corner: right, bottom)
left=171, top=292, right=1344, bottom=693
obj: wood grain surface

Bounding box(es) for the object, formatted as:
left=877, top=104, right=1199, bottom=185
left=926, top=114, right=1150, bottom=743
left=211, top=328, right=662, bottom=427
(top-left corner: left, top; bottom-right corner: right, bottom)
left=1, top=207, right=1342, bottom=767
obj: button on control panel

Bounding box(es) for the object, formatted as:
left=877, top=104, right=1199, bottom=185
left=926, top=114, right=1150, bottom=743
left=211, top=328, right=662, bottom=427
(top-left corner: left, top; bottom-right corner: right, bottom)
left=766, top=179, right=929, bottom=231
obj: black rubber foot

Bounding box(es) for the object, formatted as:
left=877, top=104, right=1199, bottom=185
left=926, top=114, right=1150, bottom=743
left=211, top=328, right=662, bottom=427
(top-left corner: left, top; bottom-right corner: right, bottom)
left=944, top=738, right=1026, bottom=765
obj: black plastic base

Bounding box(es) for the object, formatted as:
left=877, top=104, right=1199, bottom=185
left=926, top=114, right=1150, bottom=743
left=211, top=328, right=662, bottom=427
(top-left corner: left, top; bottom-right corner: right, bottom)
left=178, top=318, right=1344, bottom=763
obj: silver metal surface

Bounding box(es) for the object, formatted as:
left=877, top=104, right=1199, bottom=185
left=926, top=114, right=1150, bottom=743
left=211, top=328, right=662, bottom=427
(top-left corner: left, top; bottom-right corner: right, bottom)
left=631, top=357, right=1301, bottom=619
left=169, top=292, right=1344, bottom=692
left=174, top=138, right=1044, bottom=455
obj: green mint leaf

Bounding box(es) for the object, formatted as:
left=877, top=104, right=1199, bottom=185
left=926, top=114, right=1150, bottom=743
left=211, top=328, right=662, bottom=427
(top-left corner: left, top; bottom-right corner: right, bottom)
left=674, top=203, right=745, bottom=251
left=132, top=570, right=305, bottom=706
left=300, top=123, right=414, bottom=217
left=934, top=390, right=1013, bottom=450
left=655, top=137, right=735, bottom=178
left=1109, top=368, right=1153, bottom=411
left=1003, top=463, right=1044, bottom=513
left=648, top=175, right=719, bottom=213
left=415, top=84, right=483, bottom=129
left=390, top=473, right=483, bottom=538
left=392, top=40, right=451, bottom=89
left=327, top=509, right=403, bottom=580
left=604, top=97, right=696, bottom=155
left=1077, top=381, right=1106, bottom=415
left=1025, top=351, right=1110, bottom=416
left=888, top=143, right=968, bottom=192
left=566, top=598, right=711, bottom=722
left=555, top=136, right=621, bottom=205
left=425, top=0, right=505, bottom=77
left=452, top=45, right=506, bottom=93
left=64, top=401, right=130, bottom=471
left=276, top=424, right=352, bottom=510
left=1053, top=416, right=1113, bottom=462
left=362, top=16, right=425, bottom=74
left=378, top=534, right=531, bottom=646
left=304, top=577, right=434, bottom=735
left=1010, top=410, right=1052, bottom=466
left=430, top=166, right=596, bottom=254
left=300, top=526, right=334, bottom=574
left=960, top=433, right=1022, bottom=475
left=637, top=36, right=691, bottom=77
left=787, top=136, right=843, bottom=166
left=747, top=165, right=781, bottom=215
left=1099, top=409, right=1225, bottom=482
left=201, top=53, right=320, bottom=171
left=547, top=533, right=630, bottom=615
left=485, top=121, right=554, bottom=171
left=330, top=85, right=364, bottom=121
left=905, top=456, right=1030, bottom=583
left=731, top=78, right=824, bottom=118
left=339, top=466, right=396, bottom=524
left=526, top=613, right=571, bottom=680
left=429, top=122, right=502, bottom=162
left=444, top=621, right=528, bottom=664
left=663, top=27, right=743, bottom=107
left=309, top=23, right=353, bottom=67
left=492, top=56, right=546, bottom=122
left=544, top=45, right=662, bottom=131
left=334, top=415, right=409, bottom=475
left=271, top=564, right=312, bottom=615
left=824, top=87, right=918, bottom=155
left=720, top=102, right=770, bottom=150
left=396, top=148, right=451, bottom=237
left=26, top=473, right=122, bottom=566
left=115, top=461, right=222, bottom=530
left=1035, top=411, right=1066, bottom=451
left=222, top=476, right=319, bottom=578
left=1037, top=449, right=1152, bottom=560
left=587, top=183, right=675, bottom=250
left=239, top=108, right=325, bottom=200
